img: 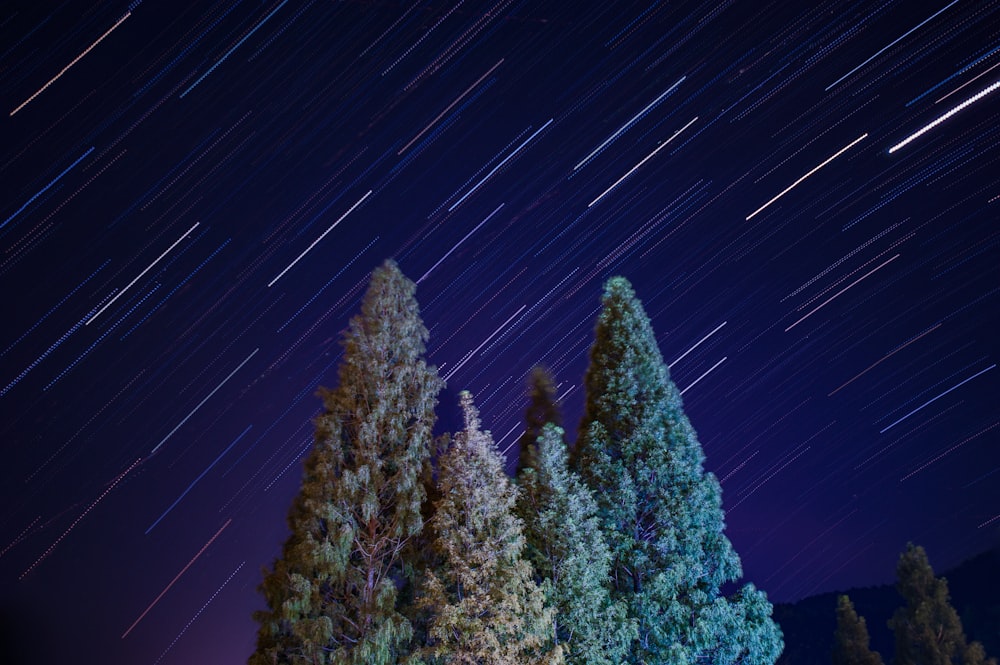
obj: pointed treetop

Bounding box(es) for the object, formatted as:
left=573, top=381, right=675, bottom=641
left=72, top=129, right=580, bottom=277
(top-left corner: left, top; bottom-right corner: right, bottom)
left=458, top=389, right=482, bottom=435
left=517, top=366, right=562, bottom=475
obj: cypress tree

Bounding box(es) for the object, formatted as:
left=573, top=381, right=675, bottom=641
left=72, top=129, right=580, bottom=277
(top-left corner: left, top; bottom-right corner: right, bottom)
left=888, top=543, right=996, bottom=665
left=517, top=422, right=634, bottom=665
left=833, top=595, right=884, bottom=665
left=417, top=391, right=563, bottom=665
left=575, top=276, right=783, bottom=665
left=250, top=259, right=443, bottom=665
left=516, top=366, right=562, bottom=475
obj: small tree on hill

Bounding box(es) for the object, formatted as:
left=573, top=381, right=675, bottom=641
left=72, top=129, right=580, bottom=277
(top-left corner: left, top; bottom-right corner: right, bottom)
left=888, top=543, right=996, bottom=665
left=516, top=422, right=634, bottom=665
left=416, top=391, right=562, bottom=665
left=833, top=594, right=884, bottom=665
left=250, top=260, right=443, bottom=665
left=575, top=276, right=783, bottom=665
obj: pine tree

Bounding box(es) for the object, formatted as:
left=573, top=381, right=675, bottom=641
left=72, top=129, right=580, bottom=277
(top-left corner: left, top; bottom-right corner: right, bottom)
left=250, top=259, right=443, bottom=665
left=516, top=366, right=562, bottom=475
left=517, top=422, right=634, bottom=665
left=574, top=276, right=783, bottom=665
left=833, top=595, right=884, bottom=665
left=888, top=543, right=996, bottom=665
left=417, top=391, right=563, bottom=665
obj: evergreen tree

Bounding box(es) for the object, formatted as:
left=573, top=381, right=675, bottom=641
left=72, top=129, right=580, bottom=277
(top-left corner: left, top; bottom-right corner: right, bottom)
left=417, top=391, right=563, bottom=665
left=517, top=422, right=634, bottom=665
left=888, top=543, right=996, bottom=665
left=833, top=595, right=884, bottom=665
left=250, top=260, right=443, bottom=665
left=575, top=276, right=783, bottom=665
left=516, top=366, right=562, bottom=475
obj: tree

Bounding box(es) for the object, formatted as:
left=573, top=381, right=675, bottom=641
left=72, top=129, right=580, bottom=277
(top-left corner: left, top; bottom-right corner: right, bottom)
left=516, top=366, right=562, bottom=475
left=888, top=543, right=996, bottom=665
left=574, top=276, right=783, bottom=665
left=416, top=391, right=563, bottom=665
left=833, top=595, right=884, bottom=665
left=250, top=259, right=443, bottom=665
left=516, top=422, right=634, bottom=665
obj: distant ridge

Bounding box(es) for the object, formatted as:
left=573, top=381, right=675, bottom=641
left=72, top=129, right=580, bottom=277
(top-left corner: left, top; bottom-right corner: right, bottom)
left=774, top=547, right=1000, bottom=665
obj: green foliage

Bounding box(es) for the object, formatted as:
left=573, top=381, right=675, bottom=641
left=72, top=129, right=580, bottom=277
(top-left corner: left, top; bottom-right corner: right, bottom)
left=250, top=260, right=443, bottom=665
left=575, top=276, right=783, bottom=665
left=517, top=423, right=635, bottom=665
left=833, top=595, right=884, bottom=665
left=889, top=544, right=996, bottom=665
left=516, top=366, right=562, bottom=475
left=416, top=392, right=563, bottom=665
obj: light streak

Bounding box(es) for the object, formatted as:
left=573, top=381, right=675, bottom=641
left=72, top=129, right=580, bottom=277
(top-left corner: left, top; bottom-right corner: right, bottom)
left=448, top=119, right=553, bottom=212
left=179, top=0, right=288, bottom=98
left=935, top=60, right=1000, bottom=105
left=1, top=147, right=94, bottom=231
left=268, top=190, right=372, bottom=287
left=152, top=560, right=245, bottom=665
left=588, top=117, right=697, bottom=207
left=680, top=357, right=726, bottom=395
left=10, top=13, right=131, bottom=116
left=825, top=0, right=959, bottom=91
left=122, top=519, right=233, bottom=638
left=496, top=424, right=522, bottom=456
left=417, top=204, right=503, bottom=283
left=87, top=223, right=199, bottom=325
left=573, top=76, right=686, bottom=171
left=150, top=349, right=259, bottom=455
left=747, top=133, right=867, bottom=221
left=669, top=321, right=726, bottom=368
left=828, top=323, right=941, bottom=396
left=146, top=426, right=251, bottom=534
left=399, top=59, right=504, bottom=155
left=0, top=516, right=41, bottom=559
left=889, top=79, right=1000, bottom=153
left=785, top=254, right=899, bottom=332
left=444, top=305, right=526, bottom=381
left=879, top=364, right=996, bottom=434
left=900, top=421, right=999, bottom=482
left=20, top=458, right=142, bottom=579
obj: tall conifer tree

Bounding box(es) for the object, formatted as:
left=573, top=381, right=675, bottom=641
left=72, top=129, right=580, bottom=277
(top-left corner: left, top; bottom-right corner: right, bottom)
left=417, top=392, right=563, bottom=665
left=833, top=595, right=884, bottom=665
left=516, top=366, right=562, bottom=475
left=250, top=260, right=443, bottom=665
left=575, top=276, right=783, bottom=665
left=517, top=422, right=634, bottom=665
left=888, top=543, right=995, bottom=665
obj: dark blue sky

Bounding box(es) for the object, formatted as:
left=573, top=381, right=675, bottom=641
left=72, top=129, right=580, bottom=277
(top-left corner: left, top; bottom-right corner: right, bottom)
left=1, top=1, right=998, bottom=663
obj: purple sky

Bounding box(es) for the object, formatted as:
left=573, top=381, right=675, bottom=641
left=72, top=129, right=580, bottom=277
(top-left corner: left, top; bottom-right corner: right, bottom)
left=1, top=1, right=998, bottom=663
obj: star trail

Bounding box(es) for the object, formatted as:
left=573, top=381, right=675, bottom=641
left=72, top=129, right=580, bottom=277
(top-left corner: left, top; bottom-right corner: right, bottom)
left=1, top=1, right=998, bottom=664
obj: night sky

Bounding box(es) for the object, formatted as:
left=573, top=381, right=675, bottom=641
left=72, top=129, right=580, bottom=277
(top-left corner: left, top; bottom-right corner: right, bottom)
left=1, top=0, right=998, bottom=662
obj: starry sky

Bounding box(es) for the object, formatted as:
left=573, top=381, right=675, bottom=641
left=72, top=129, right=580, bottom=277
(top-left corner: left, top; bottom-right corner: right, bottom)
left=1, top=0, right=998, bottom=663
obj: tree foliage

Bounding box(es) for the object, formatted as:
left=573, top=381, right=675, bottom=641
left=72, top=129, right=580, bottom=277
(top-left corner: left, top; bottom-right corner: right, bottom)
left=516, top=366, right=562, bottom=475
left=416, top=392, right=562, bottom=665
left=250, top=259, right=443, bottom=665
left=888, top=543, right=996, bottom=665
left=516, top=422, right=634, bottom=665
left=574, top=276, right=783, bottom=665
left=833, top=594, right=884, bottom=665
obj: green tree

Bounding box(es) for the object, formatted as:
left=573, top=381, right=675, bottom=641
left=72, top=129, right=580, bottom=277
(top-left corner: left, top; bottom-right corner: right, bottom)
left=574, top=276, right=783, bottom=665
left=833, top=595, right=884, bottom=665
left=417, top=391, right=563, bottom=665
left=888, top=543, right=996, bottom=665
left=250, top=259, right=443, bottom=665
left=517, top=422, right=634, bottom=665
left=516, top=366, right=562, bottom=475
